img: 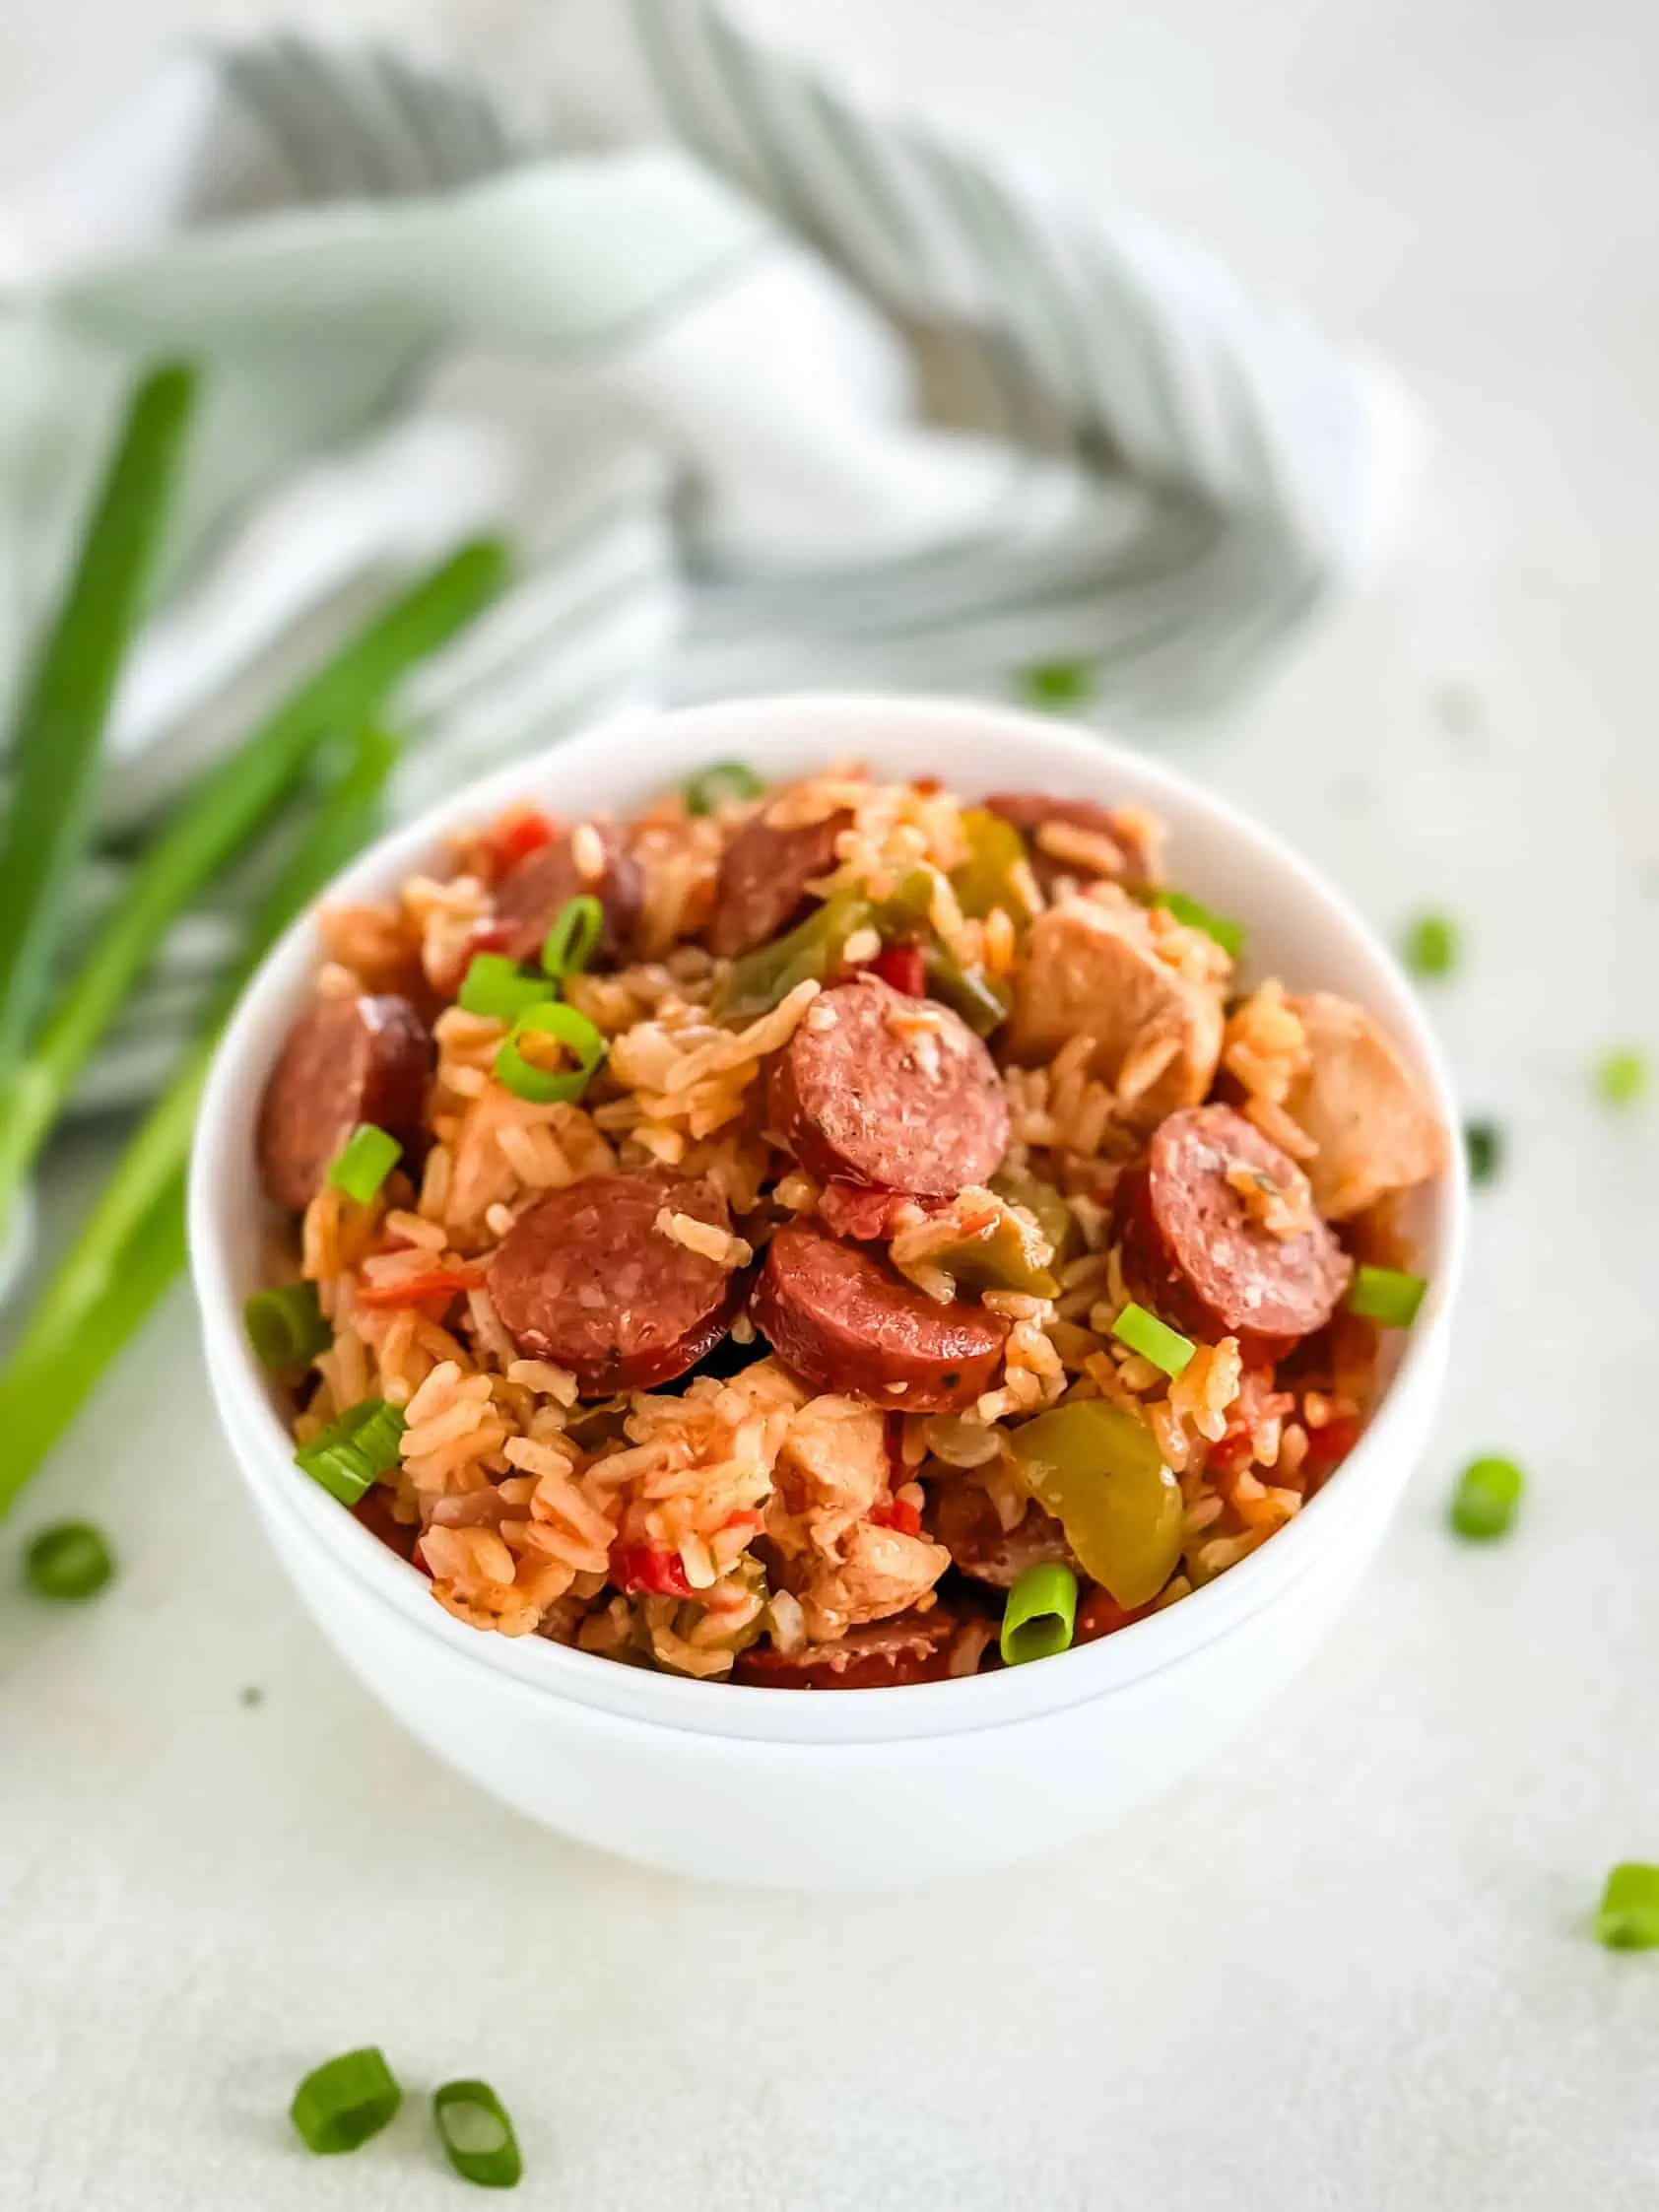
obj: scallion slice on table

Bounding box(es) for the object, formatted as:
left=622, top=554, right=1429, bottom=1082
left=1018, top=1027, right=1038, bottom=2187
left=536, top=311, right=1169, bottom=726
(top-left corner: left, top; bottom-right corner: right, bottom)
left=1464, top=1120, right=1503, bottom=1184
left=433, top=2079, right=524, bottom=2189
left=1110, top=1301, right=1196, bottom=1377
left=1595, top=1045, right=1649, bottom=1108
left=290, top=2047, right=402, bottom=2155
left=684, top=761, right=763, bottom=816
left=295, top=1399, right=407, bottom=1508
left=0, top=363, right=197, bottom=1083
left=24, top=1520, right=115, bottom=1600
left=327, top=1124, right=402, bottom=1206
left=539, top=894, right=604, bottom=981
left=0, top=536, right=509, bottom=1253
left=458, top=954, right=545, bottom=1024
left=1346, top=1264, right=1427, bottom=1326
left=1402, top=909, right=1459, bottom=978
left=1448, top=1455, right=1524, bottom=1540
left=1000, top=1563, right=1079, bottom=1667
left=1015, top=658, right=1096, bottom=710
left=1149, top=889, right=1246, bottom=961
left=243, top=1283, right=332, bottom=1369
left=1596, top=1863, right=1659, bottom=1950
left=494, top=1001, right=607, bottom=1105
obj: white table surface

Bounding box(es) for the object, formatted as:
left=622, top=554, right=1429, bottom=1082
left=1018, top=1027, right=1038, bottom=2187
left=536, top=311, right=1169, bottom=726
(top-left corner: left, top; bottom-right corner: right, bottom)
left=4, top=3, right=1659, bottom=2207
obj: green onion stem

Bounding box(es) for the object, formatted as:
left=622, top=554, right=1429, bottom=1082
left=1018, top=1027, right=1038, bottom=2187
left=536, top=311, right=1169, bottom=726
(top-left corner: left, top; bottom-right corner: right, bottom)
left=0, top=537, right=508, bottom=1249
left=0, top=363, right=198, bottom=1081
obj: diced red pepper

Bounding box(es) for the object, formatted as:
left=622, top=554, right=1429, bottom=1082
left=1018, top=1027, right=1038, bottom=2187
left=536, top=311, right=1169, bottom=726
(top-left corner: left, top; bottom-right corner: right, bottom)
left=611, top=1542, right=694, bottom=1598
left=355, top=1265, right=483, bottom=1311
left=481, top=809, right=557, bottom=879
left=870, top=942, right=927, bottom=998
left=1301, top=1412, right=1362, bottom=1489
left=869, top=1497, right=923, bottom=1538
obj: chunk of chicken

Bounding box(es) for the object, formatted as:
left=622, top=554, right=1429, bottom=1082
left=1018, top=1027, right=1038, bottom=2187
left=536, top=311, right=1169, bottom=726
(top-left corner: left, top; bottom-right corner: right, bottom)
left=1282, top=991, right=1448, bottom=1219
left=1006, top=897, right=1226, bottom=1130
left=798, top=1521, right=952, bottom=1642
left=767, top=1395, right=890, bottom=1560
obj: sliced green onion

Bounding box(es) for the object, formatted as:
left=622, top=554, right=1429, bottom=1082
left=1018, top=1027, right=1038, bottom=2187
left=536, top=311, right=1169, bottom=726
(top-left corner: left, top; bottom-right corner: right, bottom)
left=290, top=2047, right=402, bottom=2155
left=1595, top=1045, right=1649, bottom=1108
left=1149, top=889, right=1245, bottom=961
left=433, top=2079, right=523, bottom=2189
left=1016, top=658, right=1096, bottom=710
left=494, top=1001, right=606, bottom=1105
left=1596, top=1863, right=1659, bottom=1950
left=458, top=954, right=545, bottom=1024
left=685, top=761, right=764, bottom=817
left=1464, top=1120, right=1502, bottom=1184
left=1347, top=1264, right=1427, bottom=1326
left=243, top=1283, right=331, bottom=1368
left=1000, top=1562, right=1079, bottom=1667
left=1448, top=1455, right=1524, bottom=1540
left=24, top=1520, right=115, bottom=1600
left=540, top=894, right=604, bottom=981
left=326, top=1123, right=402, bottom=1205
left=1402, top=910, right=1459, bottom=978
left=295, top=1398, right=406, bottom=1508
left=1111, top=1301, right=1196, bottom=1377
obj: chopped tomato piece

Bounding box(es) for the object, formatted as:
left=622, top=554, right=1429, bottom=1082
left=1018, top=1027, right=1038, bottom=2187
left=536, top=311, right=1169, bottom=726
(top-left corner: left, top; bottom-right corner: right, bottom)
left=870, top=942, right=927, bottom=998
left=869, top=1497, right=923, bottom=1537
left=611, top=1542, right=694, bottom=1598
left=482, top=809, right=557, bottom=879
left=1302, top=1412, right=1362, bottom=1488
left=355, top=1265, right=482, bottom=1311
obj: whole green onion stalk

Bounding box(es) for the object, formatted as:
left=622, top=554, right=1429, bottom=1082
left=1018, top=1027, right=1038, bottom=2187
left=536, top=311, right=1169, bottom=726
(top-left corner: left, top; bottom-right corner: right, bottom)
left=0, top=536, right=509, bottom=1254
left=0, top=718, right=403, bottom=1518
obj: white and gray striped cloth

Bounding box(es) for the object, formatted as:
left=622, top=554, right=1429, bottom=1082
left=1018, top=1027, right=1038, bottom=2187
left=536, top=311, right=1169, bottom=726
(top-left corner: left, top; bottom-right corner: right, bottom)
left=0, top=0, right=1417, bottom=1113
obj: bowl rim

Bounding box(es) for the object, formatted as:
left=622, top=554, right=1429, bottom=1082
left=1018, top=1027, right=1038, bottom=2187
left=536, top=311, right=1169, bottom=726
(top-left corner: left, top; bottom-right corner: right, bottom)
left=188, top=691, right=1467, bottom=1749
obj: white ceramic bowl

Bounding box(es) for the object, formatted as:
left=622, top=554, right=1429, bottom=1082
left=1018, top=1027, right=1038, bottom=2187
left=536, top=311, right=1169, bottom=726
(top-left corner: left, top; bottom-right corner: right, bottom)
left=188, top=695, right=1466, bottom=1890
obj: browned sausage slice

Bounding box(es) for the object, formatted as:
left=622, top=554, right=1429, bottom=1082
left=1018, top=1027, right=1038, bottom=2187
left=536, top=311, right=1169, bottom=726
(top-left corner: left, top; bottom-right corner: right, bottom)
left=1113, top=1103, right=1351, bottom=1354
left=930, top=1484, right=1076, bottom=1588
left=751, top=1224, right=1008, bottom=1413
left=257, top=992, right=433, bottom=1212
left=707, top=804, right=853, bottom=959
left=984, top=791, right=1156, bottom=892
left=733, top=1609, right=957, bottom=1689
left=486, top=1171, right=745, bottom=1392
left=768, top=975, right=1009, bottom=1197
left=491, top=823, right=643, bottom=966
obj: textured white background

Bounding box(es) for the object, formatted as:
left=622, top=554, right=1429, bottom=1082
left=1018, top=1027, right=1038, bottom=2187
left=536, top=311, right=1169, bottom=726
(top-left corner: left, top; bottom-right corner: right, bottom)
left=4, top=2, right=1659, bottom=2207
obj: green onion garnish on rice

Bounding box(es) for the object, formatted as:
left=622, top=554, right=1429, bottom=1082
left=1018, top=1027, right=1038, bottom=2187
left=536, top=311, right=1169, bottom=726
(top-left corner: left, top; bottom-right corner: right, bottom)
left=1149, top=889, right=1245, bottom=962
left=1402, top=910, right=1459, bottom=978
left=1000, top=1563, right=1079, bottom=1668
left=684, top=761, right=763, bottom=817
left=1595, top=1045, right=1649, bottom=1108
left=1111, top=1301, right=1196, bottom=1377
left=24, top=1520, right=115, bottom=1601
left=540, top=894, right=604, bottom=982
left=327, top=1124, right=402, bottom=1206
left=1448, top=1455, right=1524, bottom=1540
left=1347, top=1264, right=1427, bottom=1326
left=458, top=954, right=546, bottom=1024
left=290, top=2047, right=402, bottom=2155
left=295, top=1398, right=406, bottom=1507
left=494, top=1001, right=606, bottom=1105
left=1464, top=1120, right=1502, bottom=1184
left=1016, top=658, right=1096, bottom=710
left=243, top=1283, right=331, bottom=1369
left=1596, top=1863, right=1659, bottom=1951
left=433, top=2079, right=524, bottom=2189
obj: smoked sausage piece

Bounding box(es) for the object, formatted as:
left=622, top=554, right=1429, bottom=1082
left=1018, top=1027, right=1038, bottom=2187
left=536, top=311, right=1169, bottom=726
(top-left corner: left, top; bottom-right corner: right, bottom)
left=733, top=1609, right=957, bottom=1689
left=751, top=1223, right=1008, bottom=1413
left=768, top=976, right=1009, bottom=1197
left=930, top=1484, right=1076, bottom=1589
left=257, top=992, right=432, bottom=1212
left=1113, top=1103, right=1351, bottom=1354
left=707, top=804, right=853, bottom=958
left=491, top=823, right=643, bottom=966
left=486, top=1172, right=745, bottom=1392
left=984, top=790, right=1156, bottom=893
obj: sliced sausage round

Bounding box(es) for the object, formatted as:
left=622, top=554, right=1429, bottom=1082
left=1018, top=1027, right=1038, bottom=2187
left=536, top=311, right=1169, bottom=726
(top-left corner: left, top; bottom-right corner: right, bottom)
left=707, top=804, right=853, bottom=959
left=257, top=992, right=433, bottom=1213
left=768, top=976, right=1009, bottom=1197
left=1113, top=1103, right=1351, bottom=1354
left=752, top=1223, right=1008, bottom=1413
left=930, top=1484, right=1075, bottom=1589
left=733, top=1609, right=956, bottom=1689
left=491, top=823, right=643, bottom=967
left=984, top=790, right=1154, bottom=894
left=486, top=1171, right=746, bottom=1393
